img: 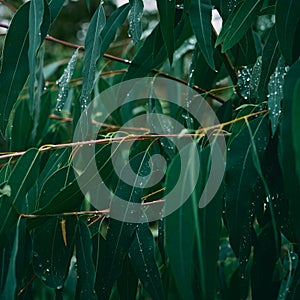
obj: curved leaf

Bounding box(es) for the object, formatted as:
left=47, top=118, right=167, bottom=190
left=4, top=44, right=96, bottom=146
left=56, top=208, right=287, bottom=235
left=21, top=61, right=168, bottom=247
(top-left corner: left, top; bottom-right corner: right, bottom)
left=128, top=0, right=144, bottom=44
left=189, top=0, right=215, bottom=70
left=76, top=221, right=97, bottom=299
left=225, top=117, right=269, bottom=275
left=257, top=26, right=281, bottom=102
left=279, top=59, right=300, bottom=245
left=216, top=0, right=263, bottom=52
left=268, top=56, right=285, bottom=136
left=275, top=0, right=300, bottom=65
left=157, top=0, right=175, bottom=64
left=32, top=216, right=76, bottom=289
left=80, top=4, right=106, bottom=109
left=28, top=0, right=46, bottom=113
left=0, top=149, right=40, bottom=247
left=129, top=223, right=164, bottom=300
left=0, top=2, right=50, bottom=139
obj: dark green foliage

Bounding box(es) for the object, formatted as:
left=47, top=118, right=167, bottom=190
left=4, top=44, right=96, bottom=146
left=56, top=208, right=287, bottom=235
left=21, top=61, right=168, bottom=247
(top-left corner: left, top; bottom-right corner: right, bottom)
left=0, top=0, right=299, bottom=298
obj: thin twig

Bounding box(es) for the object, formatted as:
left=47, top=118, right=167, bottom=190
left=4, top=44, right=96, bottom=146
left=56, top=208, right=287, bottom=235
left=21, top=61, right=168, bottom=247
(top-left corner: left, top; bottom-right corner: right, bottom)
left=0, top=23, right=227, bottom=104
left=0, top=110, right=268, bottom=160
left=21, top=199, right=166, bottom=219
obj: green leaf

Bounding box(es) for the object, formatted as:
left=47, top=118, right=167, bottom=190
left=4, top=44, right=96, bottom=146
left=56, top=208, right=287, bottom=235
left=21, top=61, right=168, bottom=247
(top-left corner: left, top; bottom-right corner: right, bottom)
left=117, top=255, right=138, bottom=299
left=189, top=0, right=215, bottom=70
left=0, top=149, right=40, bottom=247
left=257, top=26, right=281, bottom=102
left=268, top=56, right=285, bottom=136
left=279, top=58, right=300, bottom=245
left=48, top=0, right=65, bottom=22
left=275, top=0, right=300, bottom=65
left=0, top=2, right=50, bottom=139
left=216, top=0, right=263, bottom=52
left=128, top=0, right=144, bottom=44
left=129, top=223, right=164, bottom=300
left=1, top=218, right=24, bottom=299
left=32, top=216, right=77, bottom=288
left=225, top=117, right=269, bottom=275
left=251, top=222, right=281, bottom=299
left=165, top=144, right=223, bottom=299
left=9, top=99, right=33, bottom=152
left=96, top=150, right=152, bottom=299
left=293, top=77, right=300, bottom=187
left=124, top=24, right=166, bottom=81
left=56, top=49, right=79, bottom=112
left=76, top=220, right=97, bottom=299
left=28, top=0, right=45, bottom=113
left=165, top=144, right=197, bottom=300
left=100, top=4, right=130, bottom=57
left=157, top=0, right=175, bottom=64
left=80, top=4, right=106, bottom=109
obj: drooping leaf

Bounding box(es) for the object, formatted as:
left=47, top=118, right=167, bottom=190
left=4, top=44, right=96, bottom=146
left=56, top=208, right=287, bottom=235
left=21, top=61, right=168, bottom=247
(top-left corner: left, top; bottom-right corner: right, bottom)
left=96, top=150, right=152, bottom=299
left=165, top=144, right=198, bottom=300
left=128, top=0, right=144, bottom=44
left=0, top=149, right=41, bottom=247
left=157, top=0, right=175, bottom=64
left=257, top=26, right=281, bottom=102
left=100, top=4, right=130, bottom=57
left=293, top=76, right=300, bottom=187
left=189, top=0, right=215, bottom=70
left=9, top=99, right=33, bottom=152
left=268, top=56, right=285, bottom=136
left=48, top=0, right=65, bottom=22
left=124, top=15, right=193, bottom=80
left=117, top=255, right=138, bottom=300
left=165, top=143, right=223, bottom=299
left=129, top=223, right=164, bottom=300
left=76, top=220, right=97, bottom=299
left=216, top=0, right=263, bottom=52
left=251, top=222, right=281, bottom=299
left=279, top=58, right=300, bottom=245
left=28, top=0, right=45, bottom=113
left=80, top=4, right=106, bottom=109
left=275, top=0, right=300, bottom=65
left=1, top=218, right=24, bottom=299
left=56, top=48, right=79, bottom=112
left=0, top=2, right=50, bottom=140
left=225, top=116, right=269, bottom=276
left=32, top=216, right=77, bottom=289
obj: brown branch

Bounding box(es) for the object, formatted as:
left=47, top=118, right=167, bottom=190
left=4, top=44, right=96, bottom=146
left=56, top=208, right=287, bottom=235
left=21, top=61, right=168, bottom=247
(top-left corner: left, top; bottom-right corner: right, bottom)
left=0, top=23, right=227, bottom=104
left=0, top=0, right=16, bottom=12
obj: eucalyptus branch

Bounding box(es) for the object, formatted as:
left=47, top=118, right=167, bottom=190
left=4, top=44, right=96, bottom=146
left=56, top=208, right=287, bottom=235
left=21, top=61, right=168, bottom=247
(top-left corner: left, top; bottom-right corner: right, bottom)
left=0, top=23, right=227, bottom=104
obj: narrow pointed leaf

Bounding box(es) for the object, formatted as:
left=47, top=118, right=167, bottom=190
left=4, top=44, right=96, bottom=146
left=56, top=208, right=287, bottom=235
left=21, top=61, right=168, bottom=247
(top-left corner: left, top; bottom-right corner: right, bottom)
left=0, top=149, right=40, bottom=247
left=76, top=221, right=97, bottom=299
left=129, top=0, right=144, bottom=44
left=0, top=2, right=50, bottom=137
left=1, top=218, right=23, bottom=299
left=157, top=0, right=175, bottom=64
left=275, top=0, right=300, bottom=65
left=225, top=117, right=269, bottom=275
left=189, top=0, right=215, bottom=69
left=28, top=0, right=45, bottom=113
left=279, top=59, right=300, bottom=244
left=268, top=57, right=285, bottom=136
left=257, top=26, right=281, bottom=101
left=216, top=0, right=263, bottom=52
left=80, top=4, right=106, bottom=109
left=56, top=49, right=79, bottom=112
left=96, top=151, right=152, bottom=298
left=129, top=223, right=164, bottom=300
left=100, top=4, right=130, bottom=56
left=32, top=216, right=77, bottom=288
